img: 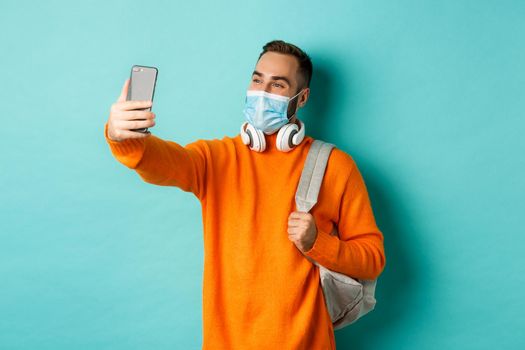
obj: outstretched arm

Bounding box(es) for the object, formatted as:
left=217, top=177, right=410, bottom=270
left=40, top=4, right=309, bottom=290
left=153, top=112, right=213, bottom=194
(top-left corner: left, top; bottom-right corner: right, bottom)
left=104, top=79, right=208, bottom=200
left=104, top=123, right=208, bottom=200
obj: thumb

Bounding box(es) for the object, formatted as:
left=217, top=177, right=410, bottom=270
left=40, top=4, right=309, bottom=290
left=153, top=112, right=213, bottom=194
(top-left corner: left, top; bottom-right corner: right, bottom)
left=117, top=78, right=130, bottom=102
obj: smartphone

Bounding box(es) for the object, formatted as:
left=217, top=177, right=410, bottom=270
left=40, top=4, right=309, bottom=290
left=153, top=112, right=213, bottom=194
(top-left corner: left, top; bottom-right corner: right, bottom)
left=127, top=65, right=158, bottom=133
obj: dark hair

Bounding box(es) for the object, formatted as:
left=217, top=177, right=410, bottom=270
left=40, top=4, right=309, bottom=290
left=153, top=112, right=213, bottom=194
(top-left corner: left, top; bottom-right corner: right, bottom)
left=258, top=40, right=313, bottom=92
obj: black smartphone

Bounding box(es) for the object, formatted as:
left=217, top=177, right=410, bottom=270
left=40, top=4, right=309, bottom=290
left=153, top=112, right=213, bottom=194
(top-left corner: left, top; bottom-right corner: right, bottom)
left=127, top=65, right=158, bottom=133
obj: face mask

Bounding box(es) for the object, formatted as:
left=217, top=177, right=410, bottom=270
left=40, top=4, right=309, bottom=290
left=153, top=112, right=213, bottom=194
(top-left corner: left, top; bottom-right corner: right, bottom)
left=243, top=89, right=303, bottom=134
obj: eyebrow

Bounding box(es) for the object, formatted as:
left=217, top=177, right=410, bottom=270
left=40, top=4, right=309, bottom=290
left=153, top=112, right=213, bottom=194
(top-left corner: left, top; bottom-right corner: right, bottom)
left=252, top=70, right=291, bottom=86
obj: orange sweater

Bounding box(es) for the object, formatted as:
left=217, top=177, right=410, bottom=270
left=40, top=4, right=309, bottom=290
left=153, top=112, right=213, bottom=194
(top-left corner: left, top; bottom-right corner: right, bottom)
left=104, top=122, right=386, bottom=349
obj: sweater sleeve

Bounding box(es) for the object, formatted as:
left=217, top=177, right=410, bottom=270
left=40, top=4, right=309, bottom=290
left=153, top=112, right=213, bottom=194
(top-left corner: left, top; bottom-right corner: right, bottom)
left=303, top=156, right=386, bottom=280
left=104, top=122, right=208, bottom=200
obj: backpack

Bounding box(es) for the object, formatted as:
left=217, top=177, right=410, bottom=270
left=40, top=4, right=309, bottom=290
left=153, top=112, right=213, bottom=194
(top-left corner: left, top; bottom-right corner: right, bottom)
left=295, top=139, right=378, bottom=330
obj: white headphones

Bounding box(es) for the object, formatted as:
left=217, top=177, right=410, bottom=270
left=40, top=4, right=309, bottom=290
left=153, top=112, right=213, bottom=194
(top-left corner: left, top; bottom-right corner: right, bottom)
left=240, top=119, right=306, bottom=152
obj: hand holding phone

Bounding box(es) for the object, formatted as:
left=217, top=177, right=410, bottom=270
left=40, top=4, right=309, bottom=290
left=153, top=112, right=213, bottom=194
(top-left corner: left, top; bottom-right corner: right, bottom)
left=106, top=65, right=158, bottom=142
left=126, top=65, right=158, bottom=133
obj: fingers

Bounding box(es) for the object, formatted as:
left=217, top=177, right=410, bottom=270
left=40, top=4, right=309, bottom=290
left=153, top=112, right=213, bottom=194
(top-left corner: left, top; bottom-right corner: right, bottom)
left=108, top=79, right=156, bottom=142
left=116, top=129, right=152, bottom=139
left=288, top=222, right=308, bottom=230
left=117, top=78, right=130, bottom=102
left=287, top=226, right=302, bottom=235
left=108, top=121, right=152, bottom=140
left=287, top=217, right=302, bottom=227
left=288, top=212, right=312, bottom=223
left=113, top=100, right=153, bottom=111
left=116, top=118, right=156, bottom=131
left=111, top=109, right=155, bottom=121
left=288, top=215, right=310, bottom=226
left=289, top=211, right=309, bottom=219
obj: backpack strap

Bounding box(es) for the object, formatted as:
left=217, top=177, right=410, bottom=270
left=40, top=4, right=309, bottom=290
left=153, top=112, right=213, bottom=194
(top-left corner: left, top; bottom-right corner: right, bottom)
left=295, top=139, right=335, bottom=213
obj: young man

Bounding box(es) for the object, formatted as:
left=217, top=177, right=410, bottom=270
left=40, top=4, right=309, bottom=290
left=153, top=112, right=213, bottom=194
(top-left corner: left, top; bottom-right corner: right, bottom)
left=104, top=40, right=386, bottom=350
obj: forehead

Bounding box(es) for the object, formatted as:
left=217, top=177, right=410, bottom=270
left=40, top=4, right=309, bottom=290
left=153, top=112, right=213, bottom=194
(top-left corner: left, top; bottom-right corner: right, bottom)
left=255, top=52, right=299, bottom=81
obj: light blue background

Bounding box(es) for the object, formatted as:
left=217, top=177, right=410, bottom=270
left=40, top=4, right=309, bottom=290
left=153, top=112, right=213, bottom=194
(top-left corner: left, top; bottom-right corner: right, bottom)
left=1, top=1, right=524, bottom=349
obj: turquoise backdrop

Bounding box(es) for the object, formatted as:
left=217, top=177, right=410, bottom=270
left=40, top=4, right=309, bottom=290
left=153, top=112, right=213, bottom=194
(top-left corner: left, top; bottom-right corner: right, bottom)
left=1, top=1, right=524, bottom=349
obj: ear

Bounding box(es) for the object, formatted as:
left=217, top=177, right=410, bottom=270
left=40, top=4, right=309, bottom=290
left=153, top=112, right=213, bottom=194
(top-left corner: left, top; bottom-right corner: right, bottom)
left=298, top=87, right=310, bottom=108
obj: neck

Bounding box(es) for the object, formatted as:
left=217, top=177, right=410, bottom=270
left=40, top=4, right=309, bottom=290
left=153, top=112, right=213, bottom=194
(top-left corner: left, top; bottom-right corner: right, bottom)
left=288, top=114, right=299, bottom=127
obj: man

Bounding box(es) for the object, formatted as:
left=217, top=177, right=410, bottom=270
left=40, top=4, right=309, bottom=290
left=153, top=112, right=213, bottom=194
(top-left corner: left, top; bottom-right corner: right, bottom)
left=104, top=40, right=386, bottom=350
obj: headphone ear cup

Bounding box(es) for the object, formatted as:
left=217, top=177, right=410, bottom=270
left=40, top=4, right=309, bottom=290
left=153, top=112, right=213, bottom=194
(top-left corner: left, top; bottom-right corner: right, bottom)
left=291, top=119, right=306, bottom=146
left=244, top=122, right=266, bottom=152
left=240, top=122, right=251, bottom=145
left=276, top=123, right=299, bottom=152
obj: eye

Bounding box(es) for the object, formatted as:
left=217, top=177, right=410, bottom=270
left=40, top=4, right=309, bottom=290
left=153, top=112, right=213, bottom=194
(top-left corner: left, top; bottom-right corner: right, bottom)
left=252, top=78, right=262, bottom=84
left=272, top=82, right=284, bottom=88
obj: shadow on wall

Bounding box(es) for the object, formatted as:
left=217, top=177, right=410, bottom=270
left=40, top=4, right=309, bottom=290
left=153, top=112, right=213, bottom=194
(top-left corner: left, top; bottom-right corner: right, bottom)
left=302, top=56, right=429, bottom=349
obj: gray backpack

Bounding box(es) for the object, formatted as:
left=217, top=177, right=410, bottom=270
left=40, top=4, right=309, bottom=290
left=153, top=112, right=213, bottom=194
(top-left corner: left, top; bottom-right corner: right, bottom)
left=295, top=139, right=378, bottom=330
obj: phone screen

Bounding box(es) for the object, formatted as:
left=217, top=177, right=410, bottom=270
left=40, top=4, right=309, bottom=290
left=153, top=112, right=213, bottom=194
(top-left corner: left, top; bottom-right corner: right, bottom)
left=127, top=65, right=158, bottom=133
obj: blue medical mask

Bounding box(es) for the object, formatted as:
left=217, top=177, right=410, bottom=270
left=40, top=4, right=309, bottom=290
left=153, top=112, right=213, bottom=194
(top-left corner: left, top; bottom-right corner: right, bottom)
left=243, top=89, right=303, bottom=134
